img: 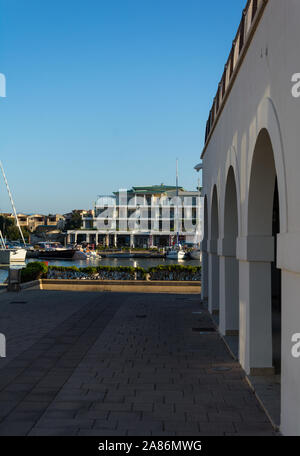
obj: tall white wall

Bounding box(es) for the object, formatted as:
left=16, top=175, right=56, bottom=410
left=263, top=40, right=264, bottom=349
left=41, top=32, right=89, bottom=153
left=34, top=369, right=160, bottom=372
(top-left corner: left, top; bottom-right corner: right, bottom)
left=201, top=0, right=300, bottom=435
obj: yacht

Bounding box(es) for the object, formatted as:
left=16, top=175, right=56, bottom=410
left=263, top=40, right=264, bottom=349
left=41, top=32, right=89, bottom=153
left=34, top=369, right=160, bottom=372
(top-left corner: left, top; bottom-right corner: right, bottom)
left=73, top=248, right=99, bottom=260
left=189, top=247, right=201, bottom=261
left=166, top=247, right=186, bottom=260
left=36, top=242, right=77, bottom=260
left=0, top=247, right=27, bottom=264
left=0, top=161, right=27, bottom=264
left=166, top=159, right=186, bottom=261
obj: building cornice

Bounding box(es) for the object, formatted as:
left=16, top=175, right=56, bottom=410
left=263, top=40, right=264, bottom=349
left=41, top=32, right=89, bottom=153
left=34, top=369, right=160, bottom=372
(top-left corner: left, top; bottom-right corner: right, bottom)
left=201, top=0, right=269, bottom=159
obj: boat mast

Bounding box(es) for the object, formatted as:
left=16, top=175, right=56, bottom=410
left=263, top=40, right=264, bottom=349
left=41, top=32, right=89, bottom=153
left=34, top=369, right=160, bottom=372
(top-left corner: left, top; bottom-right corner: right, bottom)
left=0, top=230, right=5, bottom=249
left=0, top=161, right=26, bottom=246
left=176, top=158, right=179, bottom=246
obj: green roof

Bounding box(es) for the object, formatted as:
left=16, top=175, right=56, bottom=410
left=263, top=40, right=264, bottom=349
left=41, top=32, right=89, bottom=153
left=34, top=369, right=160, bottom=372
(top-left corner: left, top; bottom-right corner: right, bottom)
left=113, top=185, right=185, bottom=196
left=132, top=185, right=184, bottom=194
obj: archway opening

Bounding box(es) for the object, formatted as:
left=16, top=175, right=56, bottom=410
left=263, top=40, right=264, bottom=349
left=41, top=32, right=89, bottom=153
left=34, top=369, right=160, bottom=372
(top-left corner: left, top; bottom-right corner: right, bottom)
left=201, top=196, right=209, bottom=303
left=246, top=128, right=281, bottom=426
left=272, top=179, right=281, bottom=375
left=208, top=186, right=219, bottom=315
left=220, top=167, right=239, bottom=344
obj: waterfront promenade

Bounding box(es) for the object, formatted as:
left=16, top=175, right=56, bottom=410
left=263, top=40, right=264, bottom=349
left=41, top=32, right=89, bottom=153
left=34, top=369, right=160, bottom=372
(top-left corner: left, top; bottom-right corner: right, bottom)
left=0, top=290, right=276, bottom=436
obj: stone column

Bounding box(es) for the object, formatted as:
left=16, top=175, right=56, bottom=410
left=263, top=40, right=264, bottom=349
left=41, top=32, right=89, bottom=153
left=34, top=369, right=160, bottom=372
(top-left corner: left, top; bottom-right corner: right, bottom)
left=277, top=232, right=300, bottom=435
left=200, top=239, right=208, bottom=301
left=237, top=235, right=274, bottom=375
left=105, top=233, right=109, bottom=248
left=208, top=239, right=219, bottom=314
left=218, top=237, right=239, bottom=336
left=114, top=233, right=117, bottom=247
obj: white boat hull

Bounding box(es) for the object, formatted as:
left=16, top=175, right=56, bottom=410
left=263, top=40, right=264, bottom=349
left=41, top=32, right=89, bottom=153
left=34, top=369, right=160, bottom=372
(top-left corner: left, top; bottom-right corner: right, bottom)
left=190, top=249, right=202, bottom=260
left=73, top=250, right=88, bottom=260
left=73, top=250, right=99, bottom=260
left=166, top=250, right=186, bottom=260
left=0, top=248, right=27, bottom=264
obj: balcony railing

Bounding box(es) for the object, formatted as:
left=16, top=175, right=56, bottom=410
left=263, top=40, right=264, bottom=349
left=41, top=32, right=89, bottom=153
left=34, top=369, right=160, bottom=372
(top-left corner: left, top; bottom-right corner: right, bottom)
left=203, top=0, right=268, bottom=153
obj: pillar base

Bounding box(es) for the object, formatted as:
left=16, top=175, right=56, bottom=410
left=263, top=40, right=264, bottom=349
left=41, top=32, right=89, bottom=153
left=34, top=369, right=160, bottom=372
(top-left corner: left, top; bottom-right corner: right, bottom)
left=249, top=367, right=275, bottom=376
left=225, top=329, right=239, bottom=336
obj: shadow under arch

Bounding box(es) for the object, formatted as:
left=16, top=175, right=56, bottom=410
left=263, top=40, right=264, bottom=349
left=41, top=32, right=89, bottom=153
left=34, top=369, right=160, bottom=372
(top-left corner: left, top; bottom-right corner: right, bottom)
left=248, top=97, right=288, bottom=234
left=219, top=166, right=239, bottom=338
left=241, top=127, right=282, bottom=426
left=208, top=185, right=220, bottom=314
left=201, top=195, right=209, bottom=301
left=224, top=145, right=242, bottom=236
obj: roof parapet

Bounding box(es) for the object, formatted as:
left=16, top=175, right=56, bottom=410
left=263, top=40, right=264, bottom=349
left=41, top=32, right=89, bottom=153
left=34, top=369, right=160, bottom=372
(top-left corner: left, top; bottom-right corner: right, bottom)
left=202, top=0, right=268, bottom=158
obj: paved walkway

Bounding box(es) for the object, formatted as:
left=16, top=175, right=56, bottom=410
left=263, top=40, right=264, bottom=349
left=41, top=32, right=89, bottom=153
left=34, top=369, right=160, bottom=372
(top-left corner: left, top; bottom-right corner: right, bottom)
left=0, top=290, right=277, bottom=436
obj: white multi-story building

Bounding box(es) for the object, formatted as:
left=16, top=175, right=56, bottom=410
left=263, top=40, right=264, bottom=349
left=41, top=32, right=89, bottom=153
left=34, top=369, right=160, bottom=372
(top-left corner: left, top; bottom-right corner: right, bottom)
left=67, top=185, right=203, bottom=248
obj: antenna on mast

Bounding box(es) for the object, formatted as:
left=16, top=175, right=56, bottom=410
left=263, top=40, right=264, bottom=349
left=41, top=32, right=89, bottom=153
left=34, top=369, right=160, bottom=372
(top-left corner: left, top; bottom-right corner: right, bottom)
left=176, top=158, right=178, bottom=197
left=0, top=161, right=26, bottom=246
left=176, top=158, right=179, bottom=246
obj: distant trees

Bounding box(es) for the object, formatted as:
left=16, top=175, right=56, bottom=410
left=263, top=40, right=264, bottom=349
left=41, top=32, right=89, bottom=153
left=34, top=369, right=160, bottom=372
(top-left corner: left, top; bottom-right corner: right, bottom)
left=65, top=211, right=82, bottom=230
left=0, top=215, right=30, bottom=241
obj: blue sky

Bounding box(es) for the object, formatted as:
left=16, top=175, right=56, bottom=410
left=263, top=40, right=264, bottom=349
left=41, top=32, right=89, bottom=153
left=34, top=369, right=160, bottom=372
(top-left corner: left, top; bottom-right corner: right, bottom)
left=0, top=0, right=245, bottom=214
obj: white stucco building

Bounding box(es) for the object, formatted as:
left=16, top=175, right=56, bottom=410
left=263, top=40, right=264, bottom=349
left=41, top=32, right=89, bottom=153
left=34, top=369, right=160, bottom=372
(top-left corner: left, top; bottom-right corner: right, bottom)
left=67, top=185, right=203, bottom=248
left=197, top=0, right=300, bottom=436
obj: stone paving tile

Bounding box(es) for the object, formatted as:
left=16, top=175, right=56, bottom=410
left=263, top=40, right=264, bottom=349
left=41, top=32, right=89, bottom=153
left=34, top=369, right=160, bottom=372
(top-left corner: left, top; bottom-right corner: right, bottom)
left=0, top=290, right=277, bottom=436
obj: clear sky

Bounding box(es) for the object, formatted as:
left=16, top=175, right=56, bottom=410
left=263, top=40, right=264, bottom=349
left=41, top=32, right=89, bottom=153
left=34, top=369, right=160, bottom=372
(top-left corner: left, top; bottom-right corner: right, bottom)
left=0, top=0, right=246, bottom=214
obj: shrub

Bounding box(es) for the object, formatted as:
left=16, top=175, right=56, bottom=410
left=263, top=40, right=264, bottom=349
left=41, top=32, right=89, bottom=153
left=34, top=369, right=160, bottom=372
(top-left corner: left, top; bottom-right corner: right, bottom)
left=49, top=265, right=79, bottom=272
left=21, top=261, right=48, bottom=283
left=147, top=264, right=201, bottom=281
left=45, top=264, right=200, bottom=281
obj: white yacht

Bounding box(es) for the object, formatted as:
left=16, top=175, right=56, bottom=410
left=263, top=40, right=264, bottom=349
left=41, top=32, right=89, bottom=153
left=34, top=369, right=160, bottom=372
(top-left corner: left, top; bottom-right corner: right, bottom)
left=73, top=249, right=98, bottom=260
left=189, top=248, right=201, bottom=261
left=0, top=162, right=27, bottom=264
left=166, top=248, right=186, bottom=260
left=166, top=160, right=186, bottom=261
left=0, top=248, right=27, bottom=264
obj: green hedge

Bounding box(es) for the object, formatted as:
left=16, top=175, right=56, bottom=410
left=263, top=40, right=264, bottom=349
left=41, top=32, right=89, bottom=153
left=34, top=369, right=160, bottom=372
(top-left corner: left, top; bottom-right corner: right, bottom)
left=21, top=261, right=48, bottom=283
left=148, top=264, right=201, bottom=274
left=47, top=264, right=199, bottom=281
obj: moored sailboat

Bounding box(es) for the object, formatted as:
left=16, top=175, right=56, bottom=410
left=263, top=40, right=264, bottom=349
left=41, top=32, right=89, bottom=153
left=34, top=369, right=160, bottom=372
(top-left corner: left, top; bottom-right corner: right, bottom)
left=165, top=159, right=186, bottom=260
left=0, top=162, right=27, bottom=264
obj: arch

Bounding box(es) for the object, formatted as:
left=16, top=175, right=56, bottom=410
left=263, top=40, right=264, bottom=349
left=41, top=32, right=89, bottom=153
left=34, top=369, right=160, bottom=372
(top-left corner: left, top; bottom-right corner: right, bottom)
left=242, top=125, right=282, bottom=389
left=248, top=128, right=277, bottom=235
left=223, top=146, right=242, bottom=236
left=201, top=195, right=209, bottom=301
left=247, top=97, right=288, bottom=234
left=219, top=166, right=239, bottom=336
left=203, top=195, right=208, bottom=240
left=210, top=185, right=219, bottom=241
left=224, top=167, right=238, bottom=239
left=208, top=185, right=220, bottom=314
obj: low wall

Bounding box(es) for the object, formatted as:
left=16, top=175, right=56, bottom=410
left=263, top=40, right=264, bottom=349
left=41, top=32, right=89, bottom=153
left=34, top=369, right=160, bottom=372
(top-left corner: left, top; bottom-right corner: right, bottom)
left=40, top=279, right=201, bottom=294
